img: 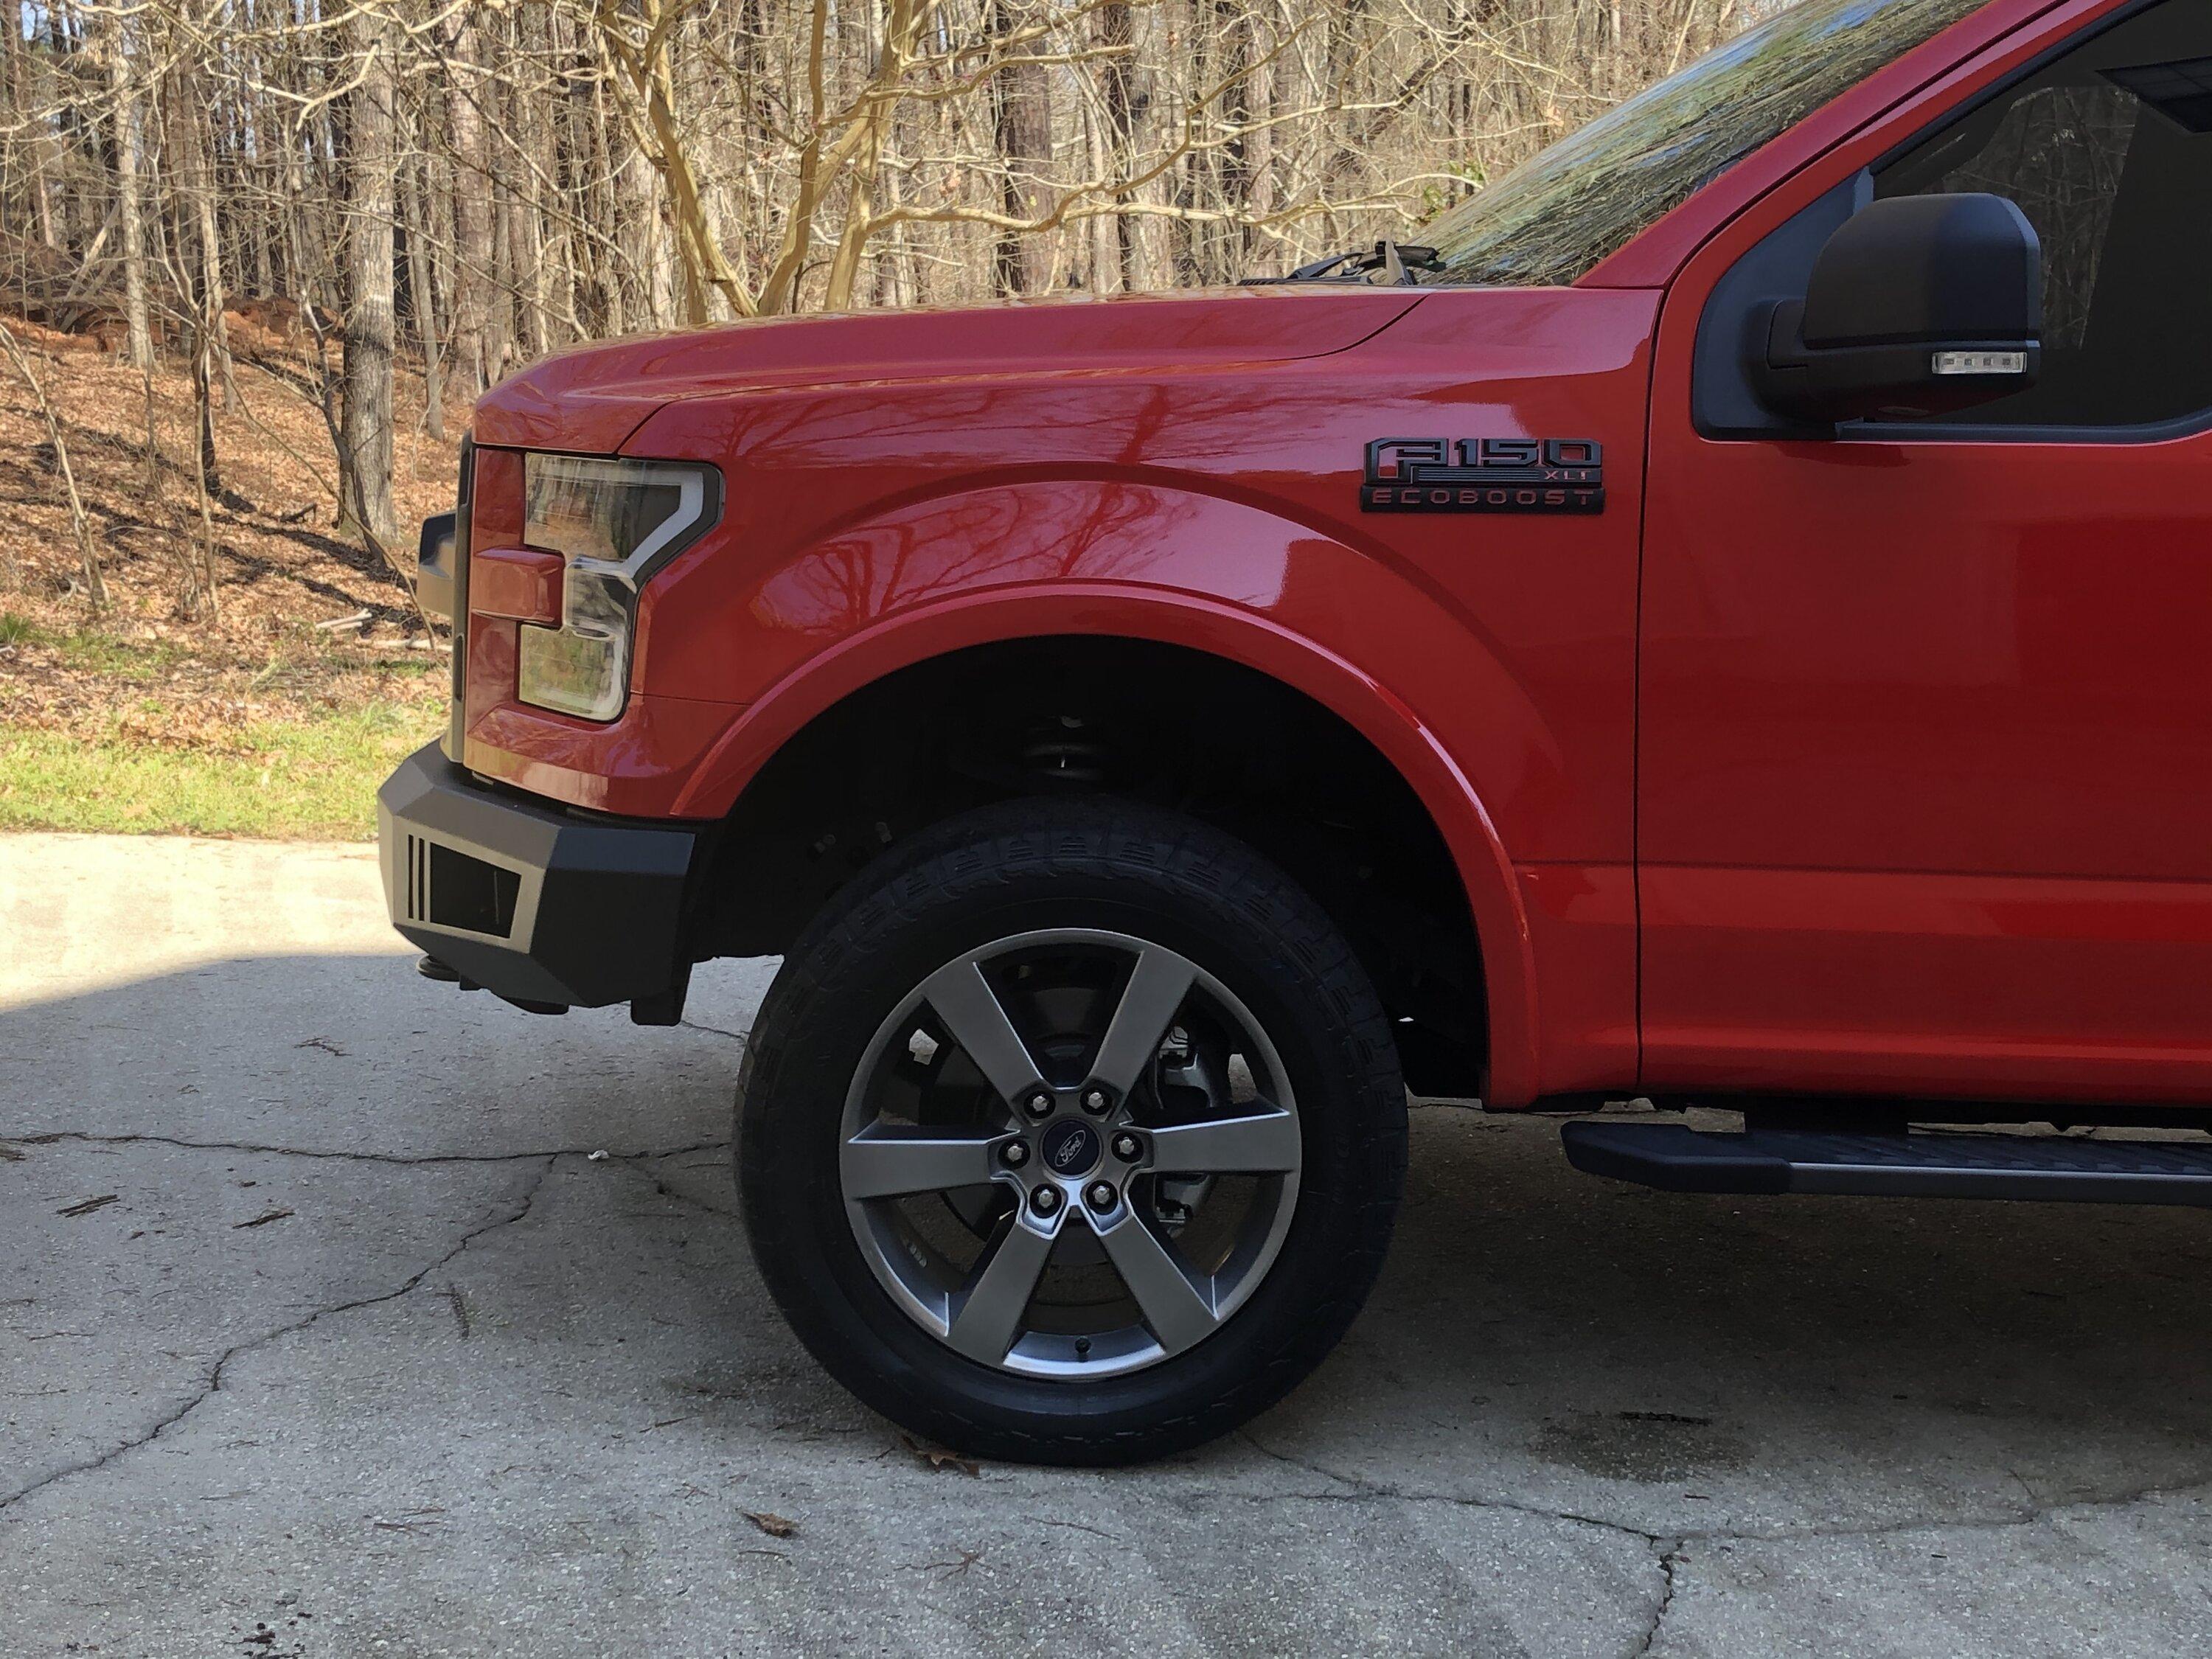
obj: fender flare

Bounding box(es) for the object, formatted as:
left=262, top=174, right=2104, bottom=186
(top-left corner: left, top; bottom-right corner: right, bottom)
left=672, top=584, right=1544, bottom=1106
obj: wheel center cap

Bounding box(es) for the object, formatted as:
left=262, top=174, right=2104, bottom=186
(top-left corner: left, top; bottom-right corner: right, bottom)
left=1039, top=1119, right=1102, bottom=1177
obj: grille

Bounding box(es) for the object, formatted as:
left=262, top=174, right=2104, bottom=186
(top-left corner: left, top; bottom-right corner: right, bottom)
left=403, top=834, right=520, bottom=939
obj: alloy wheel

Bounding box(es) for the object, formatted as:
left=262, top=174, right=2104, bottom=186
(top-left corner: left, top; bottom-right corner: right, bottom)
left=838, top=928, right=1303, bottom=1379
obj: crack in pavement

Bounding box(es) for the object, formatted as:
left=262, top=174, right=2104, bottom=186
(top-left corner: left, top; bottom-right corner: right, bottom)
left=21, top=1122, right=2211, bottom=1616
left=1238, top=1429, right=1666, bottom=1544
left=0, top=1155, right=558, bottom=1519
left=1241, top=1428, right=1680, bottom=1656
left=1630, top=1540, right=1681, bottom=1659
left=4, top=1130, right=731, bottom=1166
left=1234, top=1430, right=2212, bottom=1555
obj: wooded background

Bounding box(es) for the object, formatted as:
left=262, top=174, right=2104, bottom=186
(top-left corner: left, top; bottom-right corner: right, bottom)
left=0, top=0, right=1757, bottom=622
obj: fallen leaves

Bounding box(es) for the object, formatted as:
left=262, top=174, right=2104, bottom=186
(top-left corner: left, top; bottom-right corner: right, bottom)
left=0, top=344, right=458, bottom=731
left=57, top=1193, right=119, bottom=1217
left=743, top=1510, right=799, bottom=1539
left=900, top=1433, right=981, bottom=1477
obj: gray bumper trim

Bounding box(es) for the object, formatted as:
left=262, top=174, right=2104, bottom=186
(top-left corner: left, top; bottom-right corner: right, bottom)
left=375, top=740, right=698, bottom=1008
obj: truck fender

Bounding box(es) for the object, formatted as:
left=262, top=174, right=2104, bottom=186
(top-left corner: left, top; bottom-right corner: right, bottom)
left=663, top=481, right=1548, bottom=1104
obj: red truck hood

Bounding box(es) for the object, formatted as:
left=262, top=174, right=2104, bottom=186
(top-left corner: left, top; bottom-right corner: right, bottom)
left=472, top=288, right=1422, bottom=453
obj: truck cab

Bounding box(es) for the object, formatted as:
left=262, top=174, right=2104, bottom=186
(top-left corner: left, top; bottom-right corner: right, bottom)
left=380, top=0, right=2212, bottom=1462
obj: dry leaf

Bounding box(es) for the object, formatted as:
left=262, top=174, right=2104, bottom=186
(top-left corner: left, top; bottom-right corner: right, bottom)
left=744, top=1510, right=799, bottom=1538
left=900, top=1433, right=981, bottom=1478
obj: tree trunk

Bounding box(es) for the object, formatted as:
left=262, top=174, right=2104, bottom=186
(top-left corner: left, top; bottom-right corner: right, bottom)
left=339, top=10, right=398, bottom=551
left=448, top=17, right=495, bottom=393
left=3, top=9, right=58, bottom=251
left=1102, top=1, right=1170, bottom=291
left=990, top=0, right=1054, bottom=296
left=402, top=153, right=446, bottom=441
left=189, top=80, right=235, bottom=408
left=1083, top=83, right=1116, bottom=293
left=106, top=18, right=153, bottom=368
left=512, top=7, right=551, bottom=357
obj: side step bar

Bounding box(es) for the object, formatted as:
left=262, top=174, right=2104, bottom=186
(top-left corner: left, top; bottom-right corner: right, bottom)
left=1561, top=1121, right=2212, bottom=1206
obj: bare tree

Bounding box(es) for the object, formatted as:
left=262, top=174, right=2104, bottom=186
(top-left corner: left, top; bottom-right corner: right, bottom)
left=102, top=11, right=151, bottom=369
left=991, top=0, right=1056, bottom=294
left=401, top=152, right=445, bottom=440
left=0, top=0, right=1756, bottom=620
left=339, top=1, right=398, bottom=550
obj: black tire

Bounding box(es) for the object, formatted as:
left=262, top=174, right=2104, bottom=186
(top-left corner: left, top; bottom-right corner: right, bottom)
left=735, top=796, right=1407, bottom=1465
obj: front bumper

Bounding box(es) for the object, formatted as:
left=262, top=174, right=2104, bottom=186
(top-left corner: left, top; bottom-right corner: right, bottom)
left=376, top=741, right=698, bottom=1009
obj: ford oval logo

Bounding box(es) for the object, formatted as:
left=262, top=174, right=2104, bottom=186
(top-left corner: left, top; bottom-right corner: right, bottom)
left=1040, top=1120, right=1100, bottom=1176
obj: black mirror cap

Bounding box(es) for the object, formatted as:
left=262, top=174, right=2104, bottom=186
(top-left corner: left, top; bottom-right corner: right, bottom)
left=1750, top=192, right=2042, bottom=425
left=1804, top=193, right=2040, bottom=348
left=417, top=510, right=457, bottom=623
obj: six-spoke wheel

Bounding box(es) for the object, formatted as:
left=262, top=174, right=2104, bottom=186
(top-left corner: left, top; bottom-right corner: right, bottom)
left=737, top=798, right=1407, bottom=1464
left=838, top=930, right=1304, bottom=1377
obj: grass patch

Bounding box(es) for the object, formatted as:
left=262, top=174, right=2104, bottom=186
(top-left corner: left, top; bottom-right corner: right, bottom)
left=0, top=611, right=41, bottom=647
left=0, top=702, right=440, bottom=839
left=50, top=629, right=198, bottom=681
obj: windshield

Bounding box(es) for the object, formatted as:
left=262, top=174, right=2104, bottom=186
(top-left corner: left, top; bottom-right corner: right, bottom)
left=1426, top=0, right=1987, bottom=286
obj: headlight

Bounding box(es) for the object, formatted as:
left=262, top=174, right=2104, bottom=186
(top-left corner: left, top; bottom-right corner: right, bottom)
left=515, top=454, right=719, bottom=721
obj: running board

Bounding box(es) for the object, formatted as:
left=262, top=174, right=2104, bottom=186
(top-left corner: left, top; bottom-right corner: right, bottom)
left=1560, top=1121, right=2212, bottom=1206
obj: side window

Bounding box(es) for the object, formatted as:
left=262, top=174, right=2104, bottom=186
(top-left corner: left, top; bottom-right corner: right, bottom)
left=1875, top=0, right=2212, bottom=428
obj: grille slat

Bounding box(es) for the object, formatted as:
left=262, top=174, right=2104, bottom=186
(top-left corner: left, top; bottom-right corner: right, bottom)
left=404, top=834, right=431, bottom=923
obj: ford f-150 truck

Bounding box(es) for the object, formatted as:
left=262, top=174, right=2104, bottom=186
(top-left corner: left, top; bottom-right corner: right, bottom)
left=378, top=0, right=2212, bottom=1462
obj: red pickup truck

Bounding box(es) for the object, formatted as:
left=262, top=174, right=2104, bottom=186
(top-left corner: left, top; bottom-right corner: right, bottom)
left=380, top=0, right=2212, bottom=1461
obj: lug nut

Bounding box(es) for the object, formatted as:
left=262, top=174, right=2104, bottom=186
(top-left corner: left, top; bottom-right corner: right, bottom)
left=1000, top=1140, right=1030, bottom=1169
left=1022, top=1090, right=1054, bottom=1120
left=1085, top=1180, right=1119, bottom=1213
left=1081, top=1088, right=1112, bottom=1116
left=1110, top=1131, right=1144, bottom=1162
left=1030, top=1185, right=1062, bottom=1217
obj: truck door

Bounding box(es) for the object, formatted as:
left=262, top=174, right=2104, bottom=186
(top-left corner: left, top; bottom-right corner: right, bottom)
left=1638, top=0, right=2212, bottom=1105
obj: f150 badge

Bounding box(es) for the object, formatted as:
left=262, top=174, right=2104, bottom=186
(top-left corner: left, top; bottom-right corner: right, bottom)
left=1361, top=438, right=1604, bottom=514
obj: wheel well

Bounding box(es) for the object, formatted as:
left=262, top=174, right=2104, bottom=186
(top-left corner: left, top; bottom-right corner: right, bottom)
left=693, top=636, right=1486, bottom=1093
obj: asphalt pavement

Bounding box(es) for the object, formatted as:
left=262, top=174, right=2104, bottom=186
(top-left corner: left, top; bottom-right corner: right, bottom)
left=5, top=832, right=2211, bottom=1657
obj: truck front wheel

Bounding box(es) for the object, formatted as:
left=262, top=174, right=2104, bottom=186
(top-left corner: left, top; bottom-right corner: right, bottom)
left=735, top=797, right=1408, bottom=1464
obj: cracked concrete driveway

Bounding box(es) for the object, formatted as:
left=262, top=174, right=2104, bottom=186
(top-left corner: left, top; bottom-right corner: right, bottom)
left=6, top=833, right=2212, bottom=1658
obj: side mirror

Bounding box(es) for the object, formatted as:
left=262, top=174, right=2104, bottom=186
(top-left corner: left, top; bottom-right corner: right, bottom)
left=417, top=511, right=456, bottom=623
left=1750, top=193, right=2041, bottom=425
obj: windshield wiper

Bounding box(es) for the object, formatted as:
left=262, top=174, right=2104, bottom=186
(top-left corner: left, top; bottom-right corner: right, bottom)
left=1245, top=240, right=1445, bottom=286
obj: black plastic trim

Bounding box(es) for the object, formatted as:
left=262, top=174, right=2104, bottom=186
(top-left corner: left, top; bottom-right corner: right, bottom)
left=446, top=436, right=475, bottom=760
left=417, top=511, right=456, bottom=623
left=1562, top=1120, right=2212, bottom=1206
left=376, top=740, right=697, bottom=1009
left=1693, top=174, right=1870, bottom=439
